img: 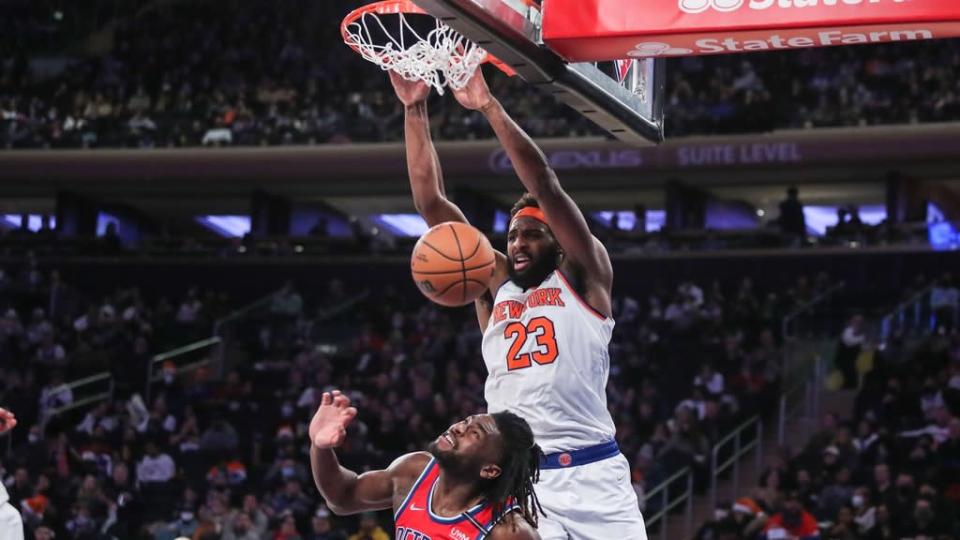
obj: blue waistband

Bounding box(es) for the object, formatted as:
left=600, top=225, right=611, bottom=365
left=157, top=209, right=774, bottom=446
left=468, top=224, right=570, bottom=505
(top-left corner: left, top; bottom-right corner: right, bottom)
left=539, top=441, right=620, bottom=470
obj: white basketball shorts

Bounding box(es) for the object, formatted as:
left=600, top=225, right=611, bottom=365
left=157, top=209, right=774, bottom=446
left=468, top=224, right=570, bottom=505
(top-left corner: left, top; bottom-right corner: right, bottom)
left=535, top=453, right=647, bottom=540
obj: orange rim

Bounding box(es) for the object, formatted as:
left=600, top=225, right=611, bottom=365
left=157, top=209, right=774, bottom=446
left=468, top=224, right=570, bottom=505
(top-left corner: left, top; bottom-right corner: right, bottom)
left=340, top=0, right=517, bottom=77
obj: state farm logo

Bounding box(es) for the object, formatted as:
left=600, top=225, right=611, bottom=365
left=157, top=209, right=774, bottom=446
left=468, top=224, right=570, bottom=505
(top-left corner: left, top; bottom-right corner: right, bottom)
left=679, top=0, right=741, bottom=13
left=679, top=0, right=906, bottom=14
left=628, top=42, right=694, bottom=57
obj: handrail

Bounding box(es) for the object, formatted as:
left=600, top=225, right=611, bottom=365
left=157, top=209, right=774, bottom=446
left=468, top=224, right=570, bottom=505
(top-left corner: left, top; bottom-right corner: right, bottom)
left=879, top=282, right=937, bottom=341
left=215, top=289, right=285, bottom=326
left=778, top=354, right=823, bottom=445
left=42, top=372, right=114, bottom=423
left=713, top=415, right=757, bottom=450
left=59, top=371, right=112, bottom=390
left=39, top=292, right=281, bottom=428
left=781, top=281, right=846, bottom=340
left=644, top=467, right=694, bottom=540
left=710, top=415, right=763, bottom=511
left=316, top=289, right=371, bottom=322
left=152, top=336, right=222, bottom=363
left=886, top=283, right=937, bottom=320
left=145, top=336, right=222, bottom=404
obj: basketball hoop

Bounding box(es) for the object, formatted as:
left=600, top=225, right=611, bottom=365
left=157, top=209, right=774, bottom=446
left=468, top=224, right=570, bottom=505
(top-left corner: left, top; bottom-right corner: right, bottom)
left=341, top=0, right=517, bottom=95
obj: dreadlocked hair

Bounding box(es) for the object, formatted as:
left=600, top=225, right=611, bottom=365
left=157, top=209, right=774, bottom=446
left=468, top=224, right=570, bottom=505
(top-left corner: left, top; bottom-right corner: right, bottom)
left=487, top=411, right=545, bottom=528
left=509, top=193, right=540, bottom=218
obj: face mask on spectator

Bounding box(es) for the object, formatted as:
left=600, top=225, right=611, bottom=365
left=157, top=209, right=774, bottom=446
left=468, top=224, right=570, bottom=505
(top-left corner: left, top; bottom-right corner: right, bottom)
left=714, top=509, right=729, bottom=521
left=282, top=466, right=295, bottom=478
left=852, top=495, right=865, bottom=508
left=180, top=511, right=194, bottom=523
left=28, top=433, right=40, bottom=444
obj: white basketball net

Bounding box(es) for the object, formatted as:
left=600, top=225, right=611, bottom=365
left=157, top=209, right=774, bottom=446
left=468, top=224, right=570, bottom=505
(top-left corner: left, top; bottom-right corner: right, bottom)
left=344, top=11, right=488, bottom=95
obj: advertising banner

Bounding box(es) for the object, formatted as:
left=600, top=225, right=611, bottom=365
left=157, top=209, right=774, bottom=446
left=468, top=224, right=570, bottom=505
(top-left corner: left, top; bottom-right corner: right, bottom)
left=543, top=0, right=960, bottom=61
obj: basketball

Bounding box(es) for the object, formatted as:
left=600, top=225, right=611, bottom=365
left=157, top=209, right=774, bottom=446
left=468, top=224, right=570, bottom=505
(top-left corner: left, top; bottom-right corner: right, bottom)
left=411, top=222, right=496, bottom=307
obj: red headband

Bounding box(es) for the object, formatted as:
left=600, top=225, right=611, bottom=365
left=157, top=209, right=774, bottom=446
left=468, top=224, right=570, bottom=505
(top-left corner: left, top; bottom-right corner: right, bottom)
left=510, top=207, right=548, bottom=227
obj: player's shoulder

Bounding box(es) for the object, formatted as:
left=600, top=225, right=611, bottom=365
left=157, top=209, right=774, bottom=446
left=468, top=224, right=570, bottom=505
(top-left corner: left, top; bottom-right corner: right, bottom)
left=488, top=512, right=541, bottom=540
left=387, top=451, right=433, bottom=482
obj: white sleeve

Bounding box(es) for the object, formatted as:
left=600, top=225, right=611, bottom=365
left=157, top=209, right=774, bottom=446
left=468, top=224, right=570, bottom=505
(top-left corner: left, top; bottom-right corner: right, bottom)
left=842, top=327, right=865, bottom=347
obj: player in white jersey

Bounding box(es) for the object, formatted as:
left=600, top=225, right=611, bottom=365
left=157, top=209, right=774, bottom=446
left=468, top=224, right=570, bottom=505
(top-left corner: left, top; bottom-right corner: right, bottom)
left=0, top=407, right=25, bottom=540
left=390, top=69, right=646, bottom=539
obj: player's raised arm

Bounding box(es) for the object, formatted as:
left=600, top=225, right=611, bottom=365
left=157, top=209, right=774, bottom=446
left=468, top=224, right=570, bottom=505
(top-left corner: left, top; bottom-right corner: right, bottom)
left=308, top=390, right=425, bottom=515
left=0, top=407, right=17, bottom=434
left=390, top=72, right=509, bottom=329
left=453, top=72, right=612, bottom=295
left=389, top=72, right=468, bottom=227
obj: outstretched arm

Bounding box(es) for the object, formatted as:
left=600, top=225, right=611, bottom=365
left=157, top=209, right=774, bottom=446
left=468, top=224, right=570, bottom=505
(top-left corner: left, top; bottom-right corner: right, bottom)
left=389, top=72, right=467, bottom=227
left=454, top=72, right=612, bottom=299
left=0, top=407, right=16, bottom=434
left=389, top=72, right=509, bottom=329
left=308, top=391, right=422, bottom=515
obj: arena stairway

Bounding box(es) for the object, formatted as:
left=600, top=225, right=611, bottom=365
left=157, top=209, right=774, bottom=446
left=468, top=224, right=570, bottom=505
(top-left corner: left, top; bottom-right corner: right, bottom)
left=662, top=388, right=857, bottom=539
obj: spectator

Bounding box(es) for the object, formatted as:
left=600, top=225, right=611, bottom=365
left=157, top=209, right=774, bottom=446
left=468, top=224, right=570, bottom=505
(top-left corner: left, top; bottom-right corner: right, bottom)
left=778, top=187, right=806, bottom=243
left=898, top=497, right=946, bottom=538
left=850, top=487, right=876, bottom=537
left=761, top=493, right=821, bottom=540
left=151, top=508, right=199, bottom=540
left=269, top=480, right=312, bottom=522
left=137, top=440, right=176, bottom=522
left=694, top=363, right=725, bottom=398
left=817, top=467, right=854, bottom=522
left=825, top=506, right=858, bottom=540
left=222, top=511, right=260, bottom=540
left=103, top=461, right=141, bottom=538
left=867, top=504, right=895, bottom=540
left=930, top=273, right=958, bottom=331
left=264, top=457, right=310, bottom=488
left=307, top=507, right=347, bottom=540
left=274, top=510, right=304, bottom=540
left=347, top=512, right=389, bottom=540
left=198, top=417, right=239, bottom=455
left=835, top=316, right=866, bottom=389
left=731, top=497, right=768, bottom=539
left=695, top=501, right=737, bottom=540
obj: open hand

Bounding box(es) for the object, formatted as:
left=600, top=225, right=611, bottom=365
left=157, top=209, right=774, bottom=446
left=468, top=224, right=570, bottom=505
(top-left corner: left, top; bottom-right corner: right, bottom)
left=389, top=71, right=430, bottom=107
left=309, top=391, right=358, bottom=449
left=0, top=407, right=16, bottom=435
left=453, top=70, right=495, bottom=111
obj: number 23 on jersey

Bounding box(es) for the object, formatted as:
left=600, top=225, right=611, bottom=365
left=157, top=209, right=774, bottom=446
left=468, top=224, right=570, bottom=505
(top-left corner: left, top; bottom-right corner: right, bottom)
left=503, top=316, right=558, bottom=370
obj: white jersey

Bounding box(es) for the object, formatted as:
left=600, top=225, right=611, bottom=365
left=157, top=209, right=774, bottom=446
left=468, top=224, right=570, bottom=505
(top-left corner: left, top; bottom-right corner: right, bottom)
left=481, top=270, right=616, bottom=453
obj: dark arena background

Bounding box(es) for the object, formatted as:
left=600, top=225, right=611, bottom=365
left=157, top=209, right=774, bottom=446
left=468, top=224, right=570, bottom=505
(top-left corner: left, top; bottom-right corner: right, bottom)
left=1, top=1, right=960, bottom=539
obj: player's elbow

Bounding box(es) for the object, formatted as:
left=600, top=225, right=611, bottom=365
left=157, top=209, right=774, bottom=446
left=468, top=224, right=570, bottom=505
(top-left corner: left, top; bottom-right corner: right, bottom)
left=325, top=501, right=355, bottom=516
left=412, top=196, right=434, bottom=216
left=321, top=494, right=362, bottom=516
left=414, top=197, right=448, bottom=221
